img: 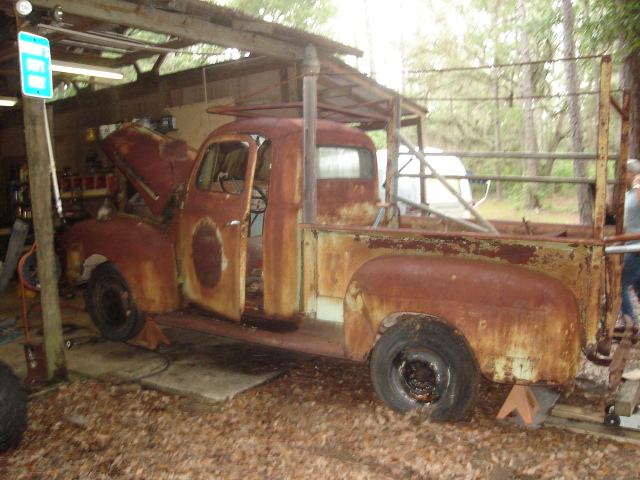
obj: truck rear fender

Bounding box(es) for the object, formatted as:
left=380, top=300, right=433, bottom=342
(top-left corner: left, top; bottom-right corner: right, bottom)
left=343, top=255, right=581, bottom=384
left=66, top=215, right=181, bottom=314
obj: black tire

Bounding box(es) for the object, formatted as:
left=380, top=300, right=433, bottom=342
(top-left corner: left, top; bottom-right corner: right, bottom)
left=0, top=361, right=28, bottom=453
left=20, top=250, right=61, bottom=290
left=85, top=262, right=145, bottom=341
left=370, top=317, right=480, bottom=422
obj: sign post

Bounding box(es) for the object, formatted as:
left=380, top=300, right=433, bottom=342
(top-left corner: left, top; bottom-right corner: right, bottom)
left=17, top=25, right=67, bottom=382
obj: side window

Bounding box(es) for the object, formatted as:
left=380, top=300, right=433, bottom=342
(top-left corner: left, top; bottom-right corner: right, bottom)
left=196, top=141, right=249, bottom=194
left=317, top=146, right=374, bottom=179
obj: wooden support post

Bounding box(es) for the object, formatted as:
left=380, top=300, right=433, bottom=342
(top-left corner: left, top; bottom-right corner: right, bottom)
left=496, top=385, right=540, bottom=425
left=384, top=96, right=401, bottom=224
left=593, top=55, right=612, bottom=240
left=22, top=96, right=67, bottom=382
left=615, top=380, right=640, bottom=418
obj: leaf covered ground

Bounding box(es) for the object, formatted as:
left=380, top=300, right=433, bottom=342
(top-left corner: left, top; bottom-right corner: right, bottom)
left=1, top=354, right=639, bottom=480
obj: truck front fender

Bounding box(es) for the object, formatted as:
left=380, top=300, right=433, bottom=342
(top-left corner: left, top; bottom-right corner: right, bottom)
left=344, top=255, right=581, bottom=384
left=66, top=214, right=180, bottom=314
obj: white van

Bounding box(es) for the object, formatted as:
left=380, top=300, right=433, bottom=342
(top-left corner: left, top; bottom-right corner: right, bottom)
left=377, top=147, right=475, bottom=218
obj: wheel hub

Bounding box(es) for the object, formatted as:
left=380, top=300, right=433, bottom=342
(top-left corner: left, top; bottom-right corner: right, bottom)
left=397, top=349, right=450, bottom=404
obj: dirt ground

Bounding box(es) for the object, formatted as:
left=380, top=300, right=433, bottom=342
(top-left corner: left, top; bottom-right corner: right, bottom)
left=1, top=348, right=639, bottom=480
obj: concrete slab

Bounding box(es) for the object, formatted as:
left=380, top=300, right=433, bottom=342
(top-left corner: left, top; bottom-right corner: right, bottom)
left=66, top=328, right=312, bottom=402
left=0, top=281, right=313, bottom=403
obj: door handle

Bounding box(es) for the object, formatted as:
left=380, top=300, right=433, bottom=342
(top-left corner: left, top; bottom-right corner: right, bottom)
left=224, top=220, right=241, bottom=227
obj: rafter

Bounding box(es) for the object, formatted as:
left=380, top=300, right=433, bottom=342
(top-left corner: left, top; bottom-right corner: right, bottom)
left=27, top=0, right=308, bottom=61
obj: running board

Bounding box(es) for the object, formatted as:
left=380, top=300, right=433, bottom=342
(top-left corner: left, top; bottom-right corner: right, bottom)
left=154, top=311, right=349, bottom=360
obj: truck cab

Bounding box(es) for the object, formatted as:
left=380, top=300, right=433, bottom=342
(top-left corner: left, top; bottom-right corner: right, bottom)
left=177, top=117, right=380, bottom=322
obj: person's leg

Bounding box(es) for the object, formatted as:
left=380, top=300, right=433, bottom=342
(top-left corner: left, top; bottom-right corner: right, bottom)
left=621, top=253, right=640, bottom=326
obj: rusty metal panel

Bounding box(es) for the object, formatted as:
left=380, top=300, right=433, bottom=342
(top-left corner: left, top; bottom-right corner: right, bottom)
left=211, top=117, right=380, bottom=317
left=343, top=255, right=581, bottom=384
left=605, top=253, right=624, bottom=335
left=177, top=134, right=257, bottom=321
left=66, top=214, right=181, bottom=314
left=317, top=178, right=379, bottom=225
left=306, top=226, right=599, bottom=383
left=102, top=124, right=196, bottom=217
left=259, top=134, right=304, bottom=317
left=312, top=227, right=595, bottom=303
left=302, top=228, right=318, bottom=315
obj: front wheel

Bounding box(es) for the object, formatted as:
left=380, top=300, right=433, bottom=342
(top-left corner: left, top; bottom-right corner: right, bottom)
left=370, top=317, right=480, bottom=422
left=85, top=262, right=145, bottom=341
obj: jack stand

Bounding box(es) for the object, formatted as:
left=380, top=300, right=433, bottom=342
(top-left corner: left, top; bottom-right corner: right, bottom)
left=497, top=385, right=540, bottom=425
left=134, top=317, right=170, bottom=350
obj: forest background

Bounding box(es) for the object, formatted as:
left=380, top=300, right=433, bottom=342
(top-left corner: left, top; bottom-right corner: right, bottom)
left=223, top=0, right=639, bottom=223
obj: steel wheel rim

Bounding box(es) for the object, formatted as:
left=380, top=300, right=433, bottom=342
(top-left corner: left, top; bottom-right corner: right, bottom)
left=95, top=276, right=129, bottom=327
left=392, top=347, right=451, bottom=406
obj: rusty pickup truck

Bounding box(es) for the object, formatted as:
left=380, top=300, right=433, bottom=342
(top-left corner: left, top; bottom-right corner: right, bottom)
left=65, top=117, right=625, bottom=422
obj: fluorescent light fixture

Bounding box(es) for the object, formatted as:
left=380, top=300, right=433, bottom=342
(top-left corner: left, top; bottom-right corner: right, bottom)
left=0, top=96, right=18, bottom=107
left=51, top=60, right=124, bottom=80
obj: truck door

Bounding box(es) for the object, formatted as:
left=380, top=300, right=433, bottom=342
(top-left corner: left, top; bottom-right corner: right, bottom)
left=179, top=134, right=257, bottom=321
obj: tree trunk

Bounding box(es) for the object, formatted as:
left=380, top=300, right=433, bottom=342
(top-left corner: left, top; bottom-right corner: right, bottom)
left=622, top=47, right=640, bottom=158
left=491, top=6, right=503, bottom=199
left=493, top=75, right=503, bottom=199
left=561, top=0, right=593, bottom=224
left=363, top=0, right=377, bottom=81
left=518, top=0, right=538, bottom=210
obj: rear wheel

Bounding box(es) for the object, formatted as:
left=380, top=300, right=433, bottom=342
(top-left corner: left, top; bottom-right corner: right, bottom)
left=85, top=262, right=145, bottom=341
left=19, top=250, right=61, bottom=290
left=0, top=361, right=28, bottom=453
left=370, top=317, right=480, bottom=422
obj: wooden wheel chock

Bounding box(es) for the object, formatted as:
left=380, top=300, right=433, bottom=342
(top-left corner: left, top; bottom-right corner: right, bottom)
left=134, top=317, right=170, bottom=350
left=496, top=385, right=540, bottom=425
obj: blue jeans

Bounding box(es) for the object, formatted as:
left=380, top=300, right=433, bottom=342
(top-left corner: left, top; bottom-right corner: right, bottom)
left=621, top=252, right=640, bottom=325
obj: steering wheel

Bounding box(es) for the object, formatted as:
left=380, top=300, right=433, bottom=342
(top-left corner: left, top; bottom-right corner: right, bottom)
left=251, top=185, right=268, bottom=214
left=218, top=172, right=241, bottom=194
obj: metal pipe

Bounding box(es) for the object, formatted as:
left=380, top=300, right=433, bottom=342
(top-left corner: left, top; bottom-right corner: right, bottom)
left=398, top=173, right=617, bottom=185
left=415, top=150, right=620, bottom=161
left=604, top=232, right=640, bottom=243
left=396, top=196, right=490, bottom=233
left=604, top=244, right=640, bottom=254
left=302, top=45, right=319, bottom=224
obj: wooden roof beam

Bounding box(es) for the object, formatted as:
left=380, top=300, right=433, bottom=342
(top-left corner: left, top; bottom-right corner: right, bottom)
left=319, top=54, right=428, bottom=118
left=28, top=0, right=309, bottom=62
left=113, top=38, right=197, bottom=67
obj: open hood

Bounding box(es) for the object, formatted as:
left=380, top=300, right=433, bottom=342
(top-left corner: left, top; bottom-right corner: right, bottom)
left=102, top=125, right=196, bottom=217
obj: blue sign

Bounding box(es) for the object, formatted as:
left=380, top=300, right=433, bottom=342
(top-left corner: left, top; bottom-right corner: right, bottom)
left=18, top=31, right=52, bottom=99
